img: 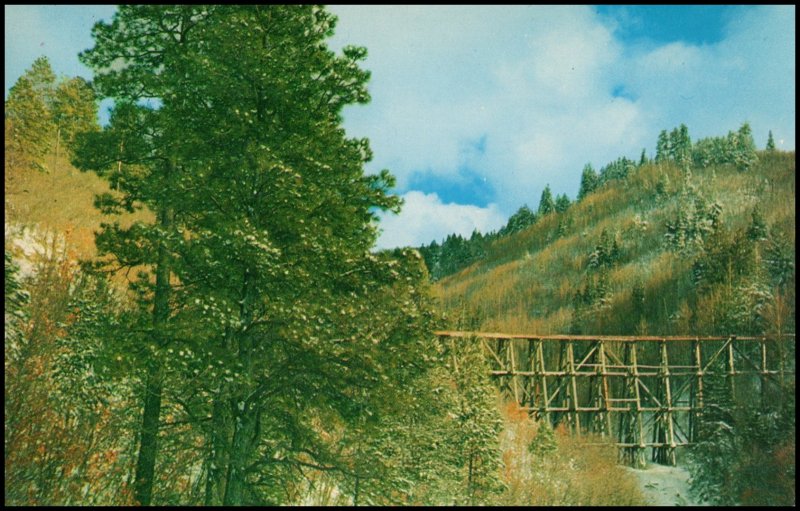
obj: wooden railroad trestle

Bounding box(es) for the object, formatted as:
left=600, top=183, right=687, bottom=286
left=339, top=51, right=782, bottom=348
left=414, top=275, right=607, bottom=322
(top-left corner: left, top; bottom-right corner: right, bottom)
left=436, top=331, right=795, bottom=467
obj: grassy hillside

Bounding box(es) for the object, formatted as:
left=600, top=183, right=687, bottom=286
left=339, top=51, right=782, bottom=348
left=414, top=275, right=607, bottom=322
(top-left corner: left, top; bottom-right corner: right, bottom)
left=5, top=147, right=152, bottom=261
left=433, top=150, right=795, bottom=336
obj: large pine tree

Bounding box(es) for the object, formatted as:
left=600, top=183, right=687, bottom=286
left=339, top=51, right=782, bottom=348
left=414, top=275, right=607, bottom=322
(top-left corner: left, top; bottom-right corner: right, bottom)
left=75, top=5, right=459, bottom=505
left=73, top=6, right=217, bottom=505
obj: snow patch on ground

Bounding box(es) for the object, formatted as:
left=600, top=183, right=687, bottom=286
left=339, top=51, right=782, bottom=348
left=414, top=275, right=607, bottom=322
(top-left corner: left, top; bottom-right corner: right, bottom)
left=5, top=222, right=66, bottom=277
left=623, top=462, right=708, bottom=507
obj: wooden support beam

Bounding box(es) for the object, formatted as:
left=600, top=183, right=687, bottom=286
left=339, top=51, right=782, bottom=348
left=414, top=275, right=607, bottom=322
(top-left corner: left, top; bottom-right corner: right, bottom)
left=567, top=341, right=581, bottom=435
left=598, top=341, right=613, bottom=437
left=527, top=338, right=536, bottom=411
left=629, top=341, right=646, bottom=468
left=660, top=340, right=677, bottom=466
left=509, top=339, right=521, bottom=404
left=535, top=339, right=550, bottom=423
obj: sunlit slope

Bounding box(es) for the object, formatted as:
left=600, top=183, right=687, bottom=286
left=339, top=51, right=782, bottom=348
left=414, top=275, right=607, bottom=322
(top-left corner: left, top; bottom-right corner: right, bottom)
left=5, top=148, right=153, bottom=260
left=433, top=151, right=795, bottom=335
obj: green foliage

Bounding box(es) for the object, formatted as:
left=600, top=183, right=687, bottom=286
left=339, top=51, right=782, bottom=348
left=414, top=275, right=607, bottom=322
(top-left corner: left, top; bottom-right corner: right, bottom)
left=537, top=185, right=556, bottom=216
left=639, top=148, right=648, bottom=166
left=692, top=227, right=753, bottom=290
left=4, top=235, right=136, bottom=506
left=691, top=122, right=759, bottom=171
left=72, top=5, right=483, bottom=506
left=766, top=130, right=776, bottom=151
left=527, top=420, right=557, bottom=457
left=746, top=206, right=768, bottom=242
left=51, top=76, right=100, bottom=151
left=504, top=204, right=537, bottom=234
left=656, top=129, right=670, bottom=163
left=444, top=339, right=505, bottom=505
left=664, top=176, right=722, bottom=254
left=689, top=374, right=738, bottom=505
left=733, top=122, right=758, bottom=171
left=5, top=57, right=56, bottom=172
left=577, top=163, right=599, bottom=201
left=587, top=228, right=620, bottom=270
left=4, top=251, right=30, bottom=360
left=419, top=231, right=493, bottom=281
left=5, top=56, right=99, bottom=176
left=690, top=375, right=795, bottom=506
left=600, top=156, right=636, bottom=184
left=763, top=227, right=794, bottom=290
left=554, top=193, right=571, bottom=213
left=669, top=123, right=692, bottom=170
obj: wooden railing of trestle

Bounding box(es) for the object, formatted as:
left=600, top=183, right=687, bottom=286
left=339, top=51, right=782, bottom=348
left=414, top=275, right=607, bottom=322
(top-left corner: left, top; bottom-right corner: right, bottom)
left=435, top=331, right=796, bottom=467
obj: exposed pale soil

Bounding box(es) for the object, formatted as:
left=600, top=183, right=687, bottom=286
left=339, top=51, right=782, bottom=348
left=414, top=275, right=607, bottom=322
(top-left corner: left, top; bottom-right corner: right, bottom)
left=624, top=462, right=708, bottom=507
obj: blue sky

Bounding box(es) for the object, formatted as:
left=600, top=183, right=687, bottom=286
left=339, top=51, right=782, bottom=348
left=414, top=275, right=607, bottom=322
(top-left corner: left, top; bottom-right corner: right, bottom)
left=5, top=5, right=796, bottom=249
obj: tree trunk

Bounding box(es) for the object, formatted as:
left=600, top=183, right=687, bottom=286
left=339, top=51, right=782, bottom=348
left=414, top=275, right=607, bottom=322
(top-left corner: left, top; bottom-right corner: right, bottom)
left=53, top=126, right=60, bottom=175
left=204, top=395, right=231, bottom=506
left=133, top=362, right=163, bottom=505
left=222, top=402, right=258, bottom=505
left=133, top=205, right=174, bottom=505
left=222, top=269, right=258, bottom=505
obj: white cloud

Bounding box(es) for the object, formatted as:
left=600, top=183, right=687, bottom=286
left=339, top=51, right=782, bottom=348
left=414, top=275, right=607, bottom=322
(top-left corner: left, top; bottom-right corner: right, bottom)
left=5, top=6, right=793, bottom=248
left=329, top=5, right=646, bottom=214
left=329, top=4, right=795, bottom=239
left=374, top=191, right=506, bottom=250
left=623, top=5, right=795, bottom=148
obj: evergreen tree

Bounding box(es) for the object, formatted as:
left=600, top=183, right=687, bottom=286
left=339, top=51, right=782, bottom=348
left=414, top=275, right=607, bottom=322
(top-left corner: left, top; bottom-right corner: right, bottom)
left=599, top=156, right=635, bottom=183
left=4, top=251, right=30, bottom=372
left=639, top=148, right=648, bottom=166
left=5, top=57, right=56, bottom=172
left=766, top=130, right=776, bottom=151
left=50, top=76, right=99, bottom=164
left=674, top=123, right=692, bottom=170
left=588, top=228, right=620, bottom=269
left=537, top=185, right=555, bottom=216
left=419, top=239, right=441, bottom=278
left=764, top=227, right=794, bottom=290
left=655, top=171, right=671, bottom=197
left=665, top=178, right=722, bottom=254
left=733, top=122, right=758, bottom=171
left=528, top=420, right=557, bottom=458
left=79, top=5, right=462, bottom=505
left=655, top=129, right=670, bottom=163
left=444, top=339, right=504, bottom=505
left=746, top=207, right=768, bottom=242
left=690, top=373, right=737, bottom=505
left=503, top=205, right=537, bottom=235
left=554, top=193, right=571, bottom=213
left=74, top=6, right=220, bottom=504
left=577, top=163, right=599, bottom=201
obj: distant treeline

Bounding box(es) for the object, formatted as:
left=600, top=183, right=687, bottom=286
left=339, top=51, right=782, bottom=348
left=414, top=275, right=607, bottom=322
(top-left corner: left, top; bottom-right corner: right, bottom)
left=418, top=122, right=763, bottom=281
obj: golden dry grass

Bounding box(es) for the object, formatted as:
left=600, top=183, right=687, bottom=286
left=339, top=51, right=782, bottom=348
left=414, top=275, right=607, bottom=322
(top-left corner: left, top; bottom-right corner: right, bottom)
left=5, top=147, right=153, bottom=261
left=495, top=400, right=646, bottom=506
left=432, top=153, right=795, bottom=336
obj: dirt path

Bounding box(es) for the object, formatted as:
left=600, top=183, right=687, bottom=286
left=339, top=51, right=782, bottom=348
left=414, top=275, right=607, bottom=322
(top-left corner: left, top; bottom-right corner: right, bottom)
left=623, top=462, right=708, bottom=506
